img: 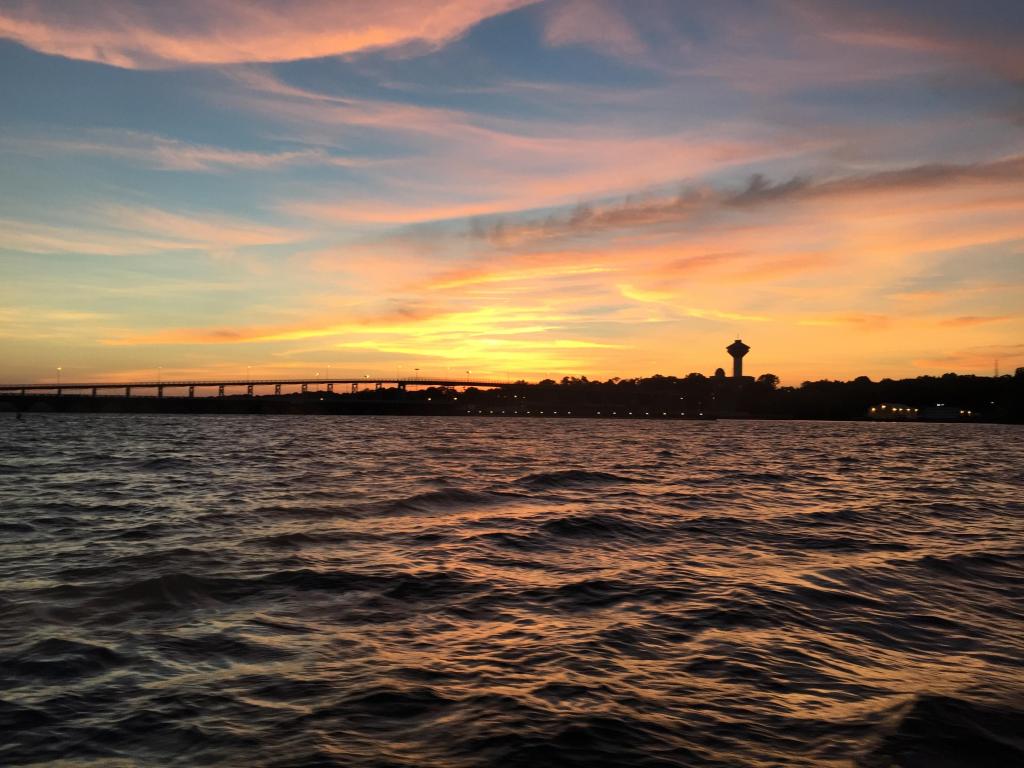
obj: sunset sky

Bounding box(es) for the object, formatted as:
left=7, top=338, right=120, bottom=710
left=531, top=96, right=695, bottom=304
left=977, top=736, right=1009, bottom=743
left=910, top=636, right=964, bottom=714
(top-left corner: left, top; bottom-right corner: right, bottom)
left=1, top=0, right=1022, bottom=385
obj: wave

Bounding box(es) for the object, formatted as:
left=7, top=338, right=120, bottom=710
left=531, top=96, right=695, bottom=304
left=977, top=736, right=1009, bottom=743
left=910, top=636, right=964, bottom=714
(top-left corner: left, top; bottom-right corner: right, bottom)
left=0, top=521, right=34, bottom=533
left=157, top=632, right=297, bottom=664
left=96, top=572, right=257, bottom=611
left=916, top=551, right=1024, bottom=583
left=329, top=685, right=455, bottom=720
left=244, top=532, right=321, bottom=548
left=510, top=578, right=690, bottom=612
left=538, top=511, right=657, bottom=540
left=3, top=637, right=126, bottom=682
left=137, top=456, right=193, bottom=471
left=381, top=487, right=500, bottom=514
left=516, top=469, right=636, bottom=489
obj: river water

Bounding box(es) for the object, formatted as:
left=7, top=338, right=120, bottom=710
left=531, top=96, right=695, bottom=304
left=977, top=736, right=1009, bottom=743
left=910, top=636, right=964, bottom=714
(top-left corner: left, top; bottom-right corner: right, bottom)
left=1, top=415, right=1022, bottom=767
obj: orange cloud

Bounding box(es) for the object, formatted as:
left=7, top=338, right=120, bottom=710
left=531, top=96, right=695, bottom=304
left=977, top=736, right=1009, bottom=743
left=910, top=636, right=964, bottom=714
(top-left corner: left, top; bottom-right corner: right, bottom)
left=0, top=1, right=536, bottom=68
left=104, top=305, right=571, bottom=347
left=939, top=315, right=1013, bottom=327
left=798, top=313, right=891, bottom=330
left=99, top=302, right=626, bottom=378
left=427, top=259, right=615, bottom=291
left=913, top=344, right=1024, bottom=370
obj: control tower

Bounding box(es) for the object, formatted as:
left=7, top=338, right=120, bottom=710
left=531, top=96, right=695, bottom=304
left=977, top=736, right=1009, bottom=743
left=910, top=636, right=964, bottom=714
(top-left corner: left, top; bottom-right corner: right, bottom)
left=726, top=339, right=750, bottom=379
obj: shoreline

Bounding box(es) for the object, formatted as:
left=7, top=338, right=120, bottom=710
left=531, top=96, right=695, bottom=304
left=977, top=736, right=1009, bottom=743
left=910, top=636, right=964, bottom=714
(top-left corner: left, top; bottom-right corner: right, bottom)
left=2, top=394, right=1018, bottom=424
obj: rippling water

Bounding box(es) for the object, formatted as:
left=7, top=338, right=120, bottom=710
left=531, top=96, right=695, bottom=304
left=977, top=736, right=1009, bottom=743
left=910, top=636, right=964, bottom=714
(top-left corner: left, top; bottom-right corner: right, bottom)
left=1, top=415, right=1022, bottom=767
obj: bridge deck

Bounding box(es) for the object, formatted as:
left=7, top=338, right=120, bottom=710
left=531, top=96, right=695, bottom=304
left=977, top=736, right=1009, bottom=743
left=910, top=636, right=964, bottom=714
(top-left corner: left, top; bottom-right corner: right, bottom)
left=0, top=378, right=514, bottom=393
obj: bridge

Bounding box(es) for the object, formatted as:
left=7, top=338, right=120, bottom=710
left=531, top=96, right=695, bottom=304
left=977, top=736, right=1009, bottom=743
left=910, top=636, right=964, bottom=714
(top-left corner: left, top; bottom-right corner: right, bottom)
left=0, top=377, right=516, bottom=398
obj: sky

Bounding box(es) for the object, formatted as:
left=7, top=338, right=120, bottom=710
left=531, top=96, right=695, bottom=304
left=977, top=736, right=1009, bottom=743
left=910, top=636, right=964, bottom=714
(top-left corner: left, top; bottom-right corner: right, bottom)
left=1, top=0, right=1022, bottom=385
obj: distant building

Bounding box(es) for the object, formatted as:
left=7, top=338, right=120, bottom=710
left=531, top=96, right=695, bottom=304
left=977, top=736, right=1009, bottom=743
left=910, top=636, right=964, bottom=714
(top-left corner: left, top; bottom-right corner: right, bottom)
left=868, top=403, right=918, bottom=420
left=920, top=405, right=974, bottom=421
left=726, top=339, right=750, bottom=379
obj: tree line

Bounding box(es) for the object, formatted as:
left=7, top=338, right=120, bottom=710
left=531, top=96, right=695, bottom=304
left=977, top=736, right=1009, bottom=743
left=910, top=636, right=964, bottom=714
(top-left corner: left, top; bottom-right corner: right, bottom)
left=385, top=369, right=1024, bottom=421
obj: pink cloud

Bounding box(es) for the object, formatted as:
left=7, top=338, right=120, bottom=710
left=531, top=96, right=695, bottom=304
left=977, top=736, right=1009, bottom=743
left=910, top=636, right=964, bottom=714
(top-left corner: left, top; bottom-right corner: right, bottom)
left=788, top=0, right=1024, bottom=81
left=543, top=0, right=644, bottom=58
left=0, top=0, right=536, bottom=68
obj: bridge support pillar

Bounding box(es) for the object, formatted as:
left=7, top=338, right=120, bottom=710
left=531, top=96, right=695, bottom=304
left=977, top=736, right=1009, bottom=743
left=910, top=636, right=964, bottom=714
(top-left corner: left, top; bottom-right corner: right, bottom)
left=301, top=382, right=308, bottom=393
left=92, top=387, right=98, bottom=397
left=375, top=382, right=383, bottom=391
left=247, top=384, right=254, bottom=397
left=157, top=386, right=164, bottom=398
left=56, top=388, right=62, bottom=396
left=125, top=387, right=131, bottom=397
left=218, top=385, right=225, bottom=397
left=20, top=389, right=25, bottom=396
left=397, top=382, right=406, bottom=391
left=274, top=383, right=281, bottom=395
left=326, top=382, right=333, bottom=393
left=188, top=386, right=195, bottom=398
left=351, top=383, right=358, bottom=394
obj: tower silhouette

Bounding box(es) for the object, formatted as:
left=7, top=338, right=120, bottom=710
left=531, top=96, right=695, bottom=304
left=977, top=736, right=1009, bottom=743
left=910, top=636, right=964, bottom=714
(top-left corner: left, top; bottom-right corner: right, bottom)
left=726, top=339, right=750, bottom=379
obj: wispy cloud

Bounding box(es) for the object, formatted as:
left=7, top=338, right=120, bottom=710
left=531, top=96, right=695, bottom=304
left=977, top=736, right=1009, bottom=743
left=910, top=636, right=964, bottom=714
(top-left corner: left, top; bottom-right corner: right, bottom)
left=3, top=130, right=357, bottom=172
left=1, top=204, right=298, bottom=256
left=232, top=68, right=817, bottom=224
left=0, top=307, right=114, bottom=341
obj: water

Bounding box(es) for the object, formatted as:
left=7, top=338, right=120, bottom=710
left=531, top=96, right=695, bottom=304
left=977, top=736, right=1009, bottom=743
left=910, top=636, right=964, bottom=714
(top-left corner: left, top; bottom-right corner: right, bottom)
left=1, top=415, right=1022, bottom=767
